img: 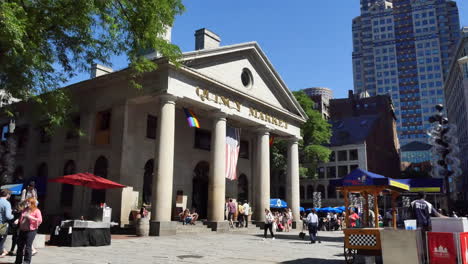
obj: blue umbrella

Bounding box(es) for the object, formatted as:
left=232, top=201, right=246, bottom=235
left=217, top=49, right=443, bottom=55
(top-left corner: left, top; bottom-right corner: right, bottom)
left=0, top=184, right=23, bottom=195
left=300, top=207, right=305, bottom=212
left=270, top=199, right=288, bottom=209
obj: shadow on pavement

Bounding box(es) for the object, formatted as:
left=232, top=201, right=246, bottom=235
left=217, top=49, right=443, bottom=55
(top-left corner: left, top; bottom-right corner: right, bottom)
left=280, top=258, right=342, bottom=264
left=253, top=233, right=343, bottom=243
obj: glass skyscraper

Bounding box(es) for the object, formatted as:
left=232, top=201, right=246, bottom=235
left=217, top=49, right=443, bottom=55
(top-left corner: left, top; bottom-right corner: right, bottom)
left=352, top=0, right=461, bottom=160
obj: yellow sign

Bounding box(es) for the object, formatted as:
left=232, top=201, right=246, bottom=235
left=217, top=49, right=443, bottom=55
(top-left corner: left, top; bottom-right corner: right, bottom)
left=195, top=87, right=288, bottom=129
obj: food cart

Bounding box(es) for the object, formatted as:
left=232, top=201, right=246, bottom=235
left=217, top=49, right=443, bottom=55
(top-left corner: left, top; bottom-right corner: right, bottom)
left=330, top=169, right=414, bottom=263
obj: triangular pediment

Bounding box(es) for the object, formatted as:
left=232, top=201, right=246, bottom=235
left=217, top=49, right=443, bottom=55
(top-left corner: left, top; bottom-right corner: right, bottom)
left=180, top=43, right=307, bottom=122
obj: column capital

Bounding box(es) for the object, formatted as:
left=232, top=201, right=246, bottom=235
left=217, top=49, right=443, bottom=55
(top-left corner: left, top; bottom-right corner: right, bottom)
left=159, top=94, right=178, bottom=105
left=286, top=136, right=301, bottom=144
left=255, top=126, right=271, bottom=135
left=210, top=110, right=227, bottom=121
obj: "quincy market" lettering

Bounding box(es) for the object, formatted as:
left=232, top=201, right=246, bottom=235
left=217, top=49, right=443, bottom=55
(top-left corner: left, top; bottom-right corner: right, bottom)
left=195, top=87, right=288, bottom=129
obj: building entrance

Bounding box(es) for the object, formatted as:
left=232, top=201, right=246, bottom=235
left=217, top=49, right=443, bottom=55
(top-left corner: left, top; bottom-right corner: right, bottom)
left=192, top=161, right=209, bottom=219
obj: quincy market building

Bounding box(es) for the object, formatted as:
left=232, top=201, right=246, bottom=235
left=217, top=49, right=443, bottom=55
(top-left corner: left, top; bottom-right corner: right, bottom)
left=1, top=29, right=307, bottom=235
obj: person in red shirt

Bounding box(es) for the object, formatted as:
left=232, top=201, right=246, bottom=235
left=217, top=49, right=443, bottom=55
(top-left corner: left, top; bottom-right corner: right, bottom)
left=348, top=208, right=360, bottom=228
left=15, top=198, right=42, bottom=264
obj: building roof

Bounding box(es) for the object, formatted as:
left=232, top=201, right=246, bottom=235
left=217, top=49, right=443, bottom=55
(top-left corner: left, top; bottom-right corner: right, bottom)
left=400, top=141, right=432, bottom=152
left=329, top=115, right=379, bottom=146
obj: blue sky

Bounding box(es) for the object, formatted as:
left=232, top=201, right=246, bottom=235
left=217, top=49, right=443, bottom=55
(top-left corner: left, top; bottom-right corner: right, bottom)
left=66, top=0, right=468, bottom=99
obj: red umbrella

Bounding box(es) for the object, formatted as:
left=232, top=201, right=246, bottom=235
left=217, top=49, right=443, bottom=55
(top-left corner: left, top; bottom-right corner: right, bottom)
left=49, top=172, right=125, bottom=189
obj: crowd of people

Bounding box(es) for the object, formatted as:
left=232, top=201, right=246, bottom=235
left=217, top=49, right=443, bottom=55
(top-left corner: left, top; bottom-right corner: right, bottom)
left=0, top=181, right=42, bottom=264
left=226, top=199, right=250, bottom=228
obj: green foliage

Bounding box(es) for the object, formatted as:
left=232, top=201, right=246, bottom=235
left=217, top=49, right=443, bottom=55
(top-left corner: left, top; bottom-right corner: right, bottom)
left=0, top=0, right=184, bottom=124
left=271, top=91, right=332, bottom=179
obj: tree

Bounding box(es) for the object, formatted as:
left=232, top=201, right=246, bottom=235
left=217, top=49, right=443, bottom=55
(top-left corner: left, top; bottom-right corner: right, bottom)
left=0, top=0, right=184, bottom=127
left=271, top=91, right=332, bottom=179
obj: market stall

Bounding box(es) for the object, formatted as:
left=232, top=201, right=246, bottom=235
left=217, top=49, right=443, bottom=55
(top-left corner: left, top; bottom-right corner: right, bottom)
left=330, top=169, right=418, bottom=264
left=48, top=172, right=125, bottom=247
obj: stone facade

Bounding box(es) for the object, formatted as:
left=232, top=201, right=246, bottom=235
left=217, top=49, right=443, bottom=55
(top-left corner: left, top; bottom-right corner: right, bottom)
left=0, top=30, right=307, bottom=235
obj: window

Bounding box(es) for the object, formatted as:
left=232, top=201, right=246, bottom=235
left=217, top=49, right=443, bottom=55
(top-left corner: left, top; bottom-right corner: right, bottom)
left=194, top=129, right=211, bottom=150
left=146, top=115, right=157, bottom=139
left=15, top=126, right=28, bottom=148
left=338, top=150, right=348, bottom=161
left=350, top=164, right=359, bottom=171
left=318, top=167, right=325, bottom=179
left=39, top=125, right=51, bottom=143
left=241, top=68, right=253, bottom=88
left=95, top=110, right=111, bottom=145
left=349, top=149, right=358, bottom=160
left=328, top=185, right=337, bottom=199
left=327, top=167, right=336, bottom=179
left=329, top=151, right=336, bottom=162
left=338, top=166, right=348, bottom=177
left=239, top=140, right=249, bottom=159
left=66, top=115, right=81, bottom=140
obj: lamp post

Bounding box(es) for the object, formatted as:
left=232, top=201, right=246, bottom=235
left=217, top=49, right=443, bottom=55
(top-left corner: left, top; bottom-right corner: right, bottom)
left=428, top=104, right=462, bottom=208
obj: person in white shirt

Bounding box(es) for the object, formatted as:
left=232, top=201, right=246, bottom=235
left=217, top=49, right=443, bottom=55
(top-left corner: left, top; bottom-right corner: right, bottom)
left=263, top=209, right=275, bottom=240
left=306, top=209, right=319, bottom=244
left=242, top=201, right=250, bottom=228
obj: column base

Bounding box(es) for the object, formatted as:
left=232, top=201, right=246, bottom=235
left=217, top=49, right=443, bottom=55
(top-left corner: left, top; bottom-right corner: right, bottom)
left=205, top=221, right=230, bottom=233
left=149, top=221, right=177, bottom=236
left=292, top=220, right=302, bottom=229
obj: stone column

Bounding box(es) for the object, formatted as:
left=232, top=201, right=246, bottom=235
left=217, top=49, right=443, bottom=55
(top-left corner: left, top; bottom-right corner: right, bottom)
left=253, top=128, right=270, bottom=222
left=150, top=95, right=177, bottom=236
left=207, top=111, right=229, bottom=232
left=286, top=137, right=301, bottom=229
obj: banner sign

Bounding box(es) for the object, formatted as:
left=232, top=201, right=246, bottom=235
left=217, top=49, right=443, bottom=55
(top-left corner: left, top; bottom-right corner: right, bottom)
left=460, top=232, right=468, bottom=264
left=428, top=232, right=457, bottom=264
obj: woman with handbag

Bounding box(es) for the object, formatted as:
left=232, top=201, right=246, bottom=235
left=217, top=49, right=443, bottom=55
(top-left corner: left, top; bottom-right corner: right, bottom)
left=15, top=198, right=42, bottom=264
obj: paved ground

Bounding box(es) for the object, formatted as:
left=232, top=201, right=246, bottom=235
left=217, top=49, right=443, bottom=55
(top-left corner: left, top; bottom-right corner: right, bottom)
left=0, top=230, right=345, bottom=264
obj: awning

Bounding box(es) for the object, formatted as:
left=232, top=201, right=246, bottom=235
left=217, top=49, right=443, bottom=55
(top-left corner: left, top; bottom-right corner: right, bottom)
left=329, top=168, right=410, bottom=191
left=0, top=184, right=23, bottom=195
left=398, top=178, right=444, bottom=193
left=270, top=199, right=288, bottom=209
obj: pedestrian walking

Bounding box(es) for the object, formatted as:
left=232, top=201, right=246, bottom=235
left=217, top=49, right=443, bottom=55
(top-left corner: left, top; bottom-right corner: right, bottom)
left=263, top=209, right=275, bottom=240
left=8, top=201, right=25, bottom=256
left=0, top=189, right=13, bottom=257
left=306, top=209, right=319, bottom=244
left=227, top=199, right=236, bottom=228
left=242, top=201, right=250, bottom=228
left=15, top=198, right=42, bottom=264
left=237, top=203, right=244, bottom=228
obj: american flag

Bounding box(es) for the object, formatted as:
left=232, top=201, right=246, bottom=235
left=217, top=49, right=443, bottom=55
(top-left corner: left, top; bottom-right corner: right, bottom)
left=225, top=126, right=241, bottom=180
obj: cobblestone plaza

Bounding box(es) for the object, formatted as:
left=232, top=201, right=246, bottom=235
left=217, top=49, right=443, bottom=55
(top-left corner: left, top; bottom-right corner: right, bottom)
left=3, top=231, right=344, bottom=264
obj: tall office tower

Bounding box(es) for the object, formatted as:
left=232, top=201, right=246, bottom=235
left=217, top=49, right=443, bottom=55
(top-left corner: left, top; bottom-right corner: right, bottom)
left=352, top=0, right=460, bottom=163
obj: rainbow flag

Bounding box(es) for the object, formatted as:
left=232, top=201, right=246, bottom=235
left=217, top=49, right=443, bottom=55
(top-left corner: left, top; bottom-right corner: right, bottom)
left=183, top=108, right=200, bottom=128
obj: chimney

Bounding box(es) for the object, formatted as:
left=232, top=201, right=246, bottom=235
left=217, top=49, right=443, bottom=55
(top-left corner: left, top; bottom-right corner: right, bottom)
left=90, top=64, right=113, bottom=78
left=195, top=28, right=221, bottom=50
left=143, top=26, right=172, bottom=60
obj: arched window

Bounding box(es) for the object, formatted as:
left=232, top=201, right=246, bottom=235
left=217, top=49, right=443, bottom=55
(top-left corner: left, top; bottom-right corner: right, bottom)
left=92, top=156, right=108, bottom=205
left=328, top=185, right=337, bottom=199
left=300, top=186, right=305, bottom=200
left=237, top=174, right=248, bottom=203
left=61, top=160, right=76, bottom=207
left=143, top=159, right=154, bottom=205
left=36, top=163, right=48, bottom=207
left=307, top=185, right=314, bottom=199
left=13, top=166, right=24, bottom=184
